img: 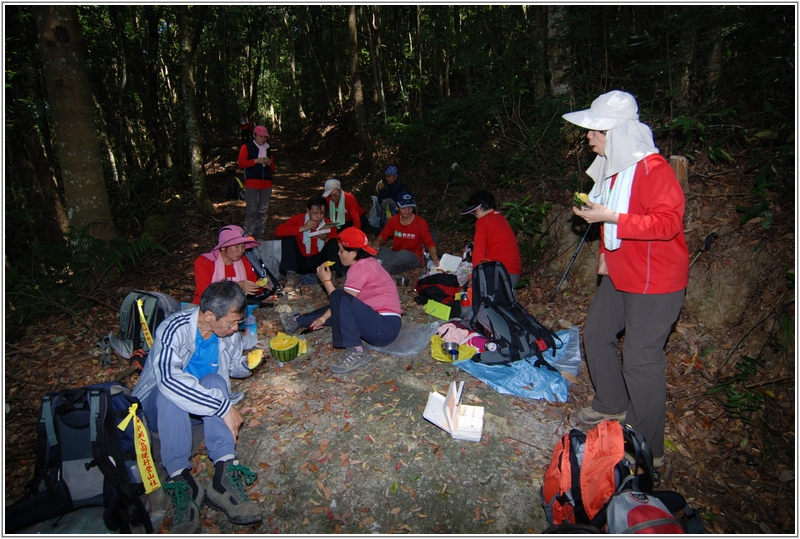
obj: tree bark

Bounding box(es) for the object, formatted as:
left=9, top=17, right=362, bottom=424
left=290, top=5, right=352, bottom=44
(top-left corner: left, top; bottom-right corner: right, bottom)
left=547, top=5, right=570, bottom=96
left=348, top=5, right=373, bottom=172
left=176, top=6, right=212, bottom=213
left=705, top=20, right=722, bottom=97
left=34, top=5, right=116, bottom=240
left=673, top=7, right=697, bottom=113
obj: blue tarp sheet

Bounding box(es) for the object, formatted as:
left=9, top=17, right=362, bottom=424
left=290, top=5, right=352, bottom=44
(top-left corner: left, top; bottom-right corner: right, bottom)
left=453, top=326, right=582, bottom=403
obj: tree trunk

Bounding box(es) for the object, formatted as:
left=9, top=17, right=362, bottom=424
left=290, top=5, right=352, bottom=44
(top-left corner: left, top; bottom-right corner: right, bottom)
left=705, top=21, right=722, bottom=98
left=144, top=6, right=172, bottom=168
left=416, top=5, right=423, bottom=116
left=34, top=5, right=116, bottom=240
left=547, top=5, right=570, bottom=96
left=176, top=6, right=212, bottom=214
left=673, top=8, right=697, bottom=113
left=284, top=9, right=306, bottom=121
left=348, top=5, right=373, bottom=172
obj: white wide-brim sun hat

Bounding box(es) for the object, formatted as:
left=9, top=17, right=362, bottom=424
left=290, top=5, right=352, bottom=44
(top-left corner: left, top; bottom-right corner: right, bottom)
left=562, top=90, right=639, bottom=131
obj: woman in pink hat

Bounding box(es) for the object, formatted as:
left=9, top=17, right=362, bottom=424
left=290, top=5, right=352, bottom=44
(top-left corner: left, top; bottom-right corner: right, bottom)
left=279, top=227, right=401, bottom=375
left=192, top=225, right=263, bottom=304
left=238, top=125, right=274, bottom=241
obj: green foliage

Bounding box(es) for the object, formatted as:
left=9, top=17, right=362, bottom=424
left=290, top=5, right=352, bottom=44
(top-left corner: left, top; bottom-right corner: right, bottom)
left=706, top=355, right=766, bottom=424
left=501, top=196, right=552, bottom=268
left=6, top=226, right=168, bottom=328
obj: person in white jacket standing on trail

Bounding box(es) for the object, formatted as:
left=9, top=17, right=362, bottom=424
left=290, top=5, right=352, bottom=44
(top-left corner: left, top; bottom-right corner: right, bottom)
left=133, top=281, right=262, bottom=533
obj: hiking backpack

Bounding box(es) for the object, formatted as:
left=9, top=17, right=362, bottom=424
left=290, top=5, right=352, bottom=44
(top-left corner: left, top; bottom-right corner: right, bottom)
left=223, top=177, right=245, bottom=200
left=540, top=420, right=704, bottom=533
left=244, top=244, right=283, bottom=301
left=5, top=382, right=160, bottom=534
left=99, top=290, right=181, bottom=367
left=467, top=261, right=560, bottom=366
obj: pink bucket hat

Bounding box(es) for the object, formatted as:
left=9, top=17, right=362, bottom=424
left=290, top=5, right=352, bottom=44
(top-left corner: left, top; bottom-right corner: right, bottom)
left=214, top=225, right=260, bottom=251
left=253, top=125, right=270, bottom=137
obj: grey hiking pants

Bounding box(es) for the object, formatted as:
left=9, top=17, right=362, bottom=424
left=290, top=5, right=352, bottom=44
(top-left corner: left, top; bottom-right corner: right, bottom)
left=583, top=276, right=685, bottom=459
left=244, top=186, right=272, bottom=241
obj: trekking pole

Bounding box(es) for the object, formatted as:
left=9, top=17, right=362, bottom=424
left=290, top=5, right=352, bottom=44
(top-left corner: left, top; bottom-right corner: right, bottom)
left=689, top=232, right=719, bottom=269
left=550, top=223, right=593, bottom=302
left=434, top=162, right=459, bottom=223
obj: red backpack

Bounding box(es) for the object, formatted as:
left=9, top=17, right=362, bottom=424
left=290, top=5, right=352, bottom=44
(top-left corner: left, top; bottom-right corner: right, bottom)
left=540, top=420, right=655, bottom=527
left=541, top=420, right=705, bottom=534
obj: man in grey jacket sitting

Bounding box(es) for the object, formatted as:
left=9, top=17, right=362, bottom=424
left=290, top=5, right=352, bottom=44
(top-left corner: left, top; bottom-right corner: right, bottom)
left=133, top=281, right=261, bottom=533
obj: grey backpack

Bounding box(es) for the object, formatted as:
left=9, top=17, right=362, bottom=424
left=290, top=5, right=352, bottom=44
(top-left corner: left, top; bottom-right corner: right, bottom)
left=99, top=290, right=181, bottom=366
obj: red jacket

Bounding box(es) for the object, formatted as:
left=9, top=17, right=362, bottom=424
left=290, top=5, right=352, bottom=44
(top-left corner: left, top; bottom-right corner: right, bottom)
left=275, top=213, right=339, bottom=256
left=472, top=210, right=522, bottom=276
left=603, top=154, right=688, bottom=294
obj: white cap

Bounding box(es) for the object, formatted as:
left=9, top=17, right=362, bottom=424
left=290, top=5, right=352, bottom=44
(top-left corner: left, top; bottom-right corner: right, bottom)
left=323, top=178, right=341, bottom=198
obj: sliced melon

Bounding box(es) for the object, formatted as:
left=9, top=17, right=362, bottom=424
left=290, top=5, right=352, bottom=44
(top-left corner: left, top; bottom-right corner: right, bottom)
left=255, top=277, right=269, bottom=287
left=323, top=260, right=336, bottom=267
left=247, top=348, right=264, bottom=369
left=297, top=336, right=308, bottom=355
left=573, top=192, right=589, bottom=207
left=270, top=333, right=299, bottom=362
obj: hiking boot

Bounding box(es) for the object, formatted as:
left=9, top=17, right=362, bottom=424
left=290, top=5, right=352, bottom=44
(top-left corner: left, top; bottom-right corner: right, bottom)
left=577, top=406, right=626, bottom=425
left=653, top=454, right=665, bottom=468
left=164, top=468, right=204, bottom=534
left=279, top=312, right=302, bottom=335
left=283, top=271, right=301, bottom=293
left=330, top=347, right=374, bottom=374
left=205, top=459, right=262, bottom=525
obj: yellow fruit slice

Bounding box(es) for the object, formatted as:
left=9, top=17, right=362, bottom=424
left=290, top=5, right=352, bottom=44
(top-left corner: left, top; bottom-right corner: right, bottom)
left=247, top=348, right=264, bottom=370
left=573, top=192, right=589, bottom=207
left=270, top=333, right=300, bottom=362
left=323, top=260, right=336, bottom=267
left=255, top=277, right=269, bottom=287
left=297, top=337, right=308, bottom=355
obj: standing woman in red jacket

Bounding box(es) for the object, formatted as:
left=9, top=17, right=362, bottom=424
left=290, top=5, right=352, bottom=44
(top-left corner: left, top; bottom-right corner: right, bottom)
left=461, top=190, right=523, bottom=286
left=563, top=91, right=689, bottom=469
left=238, top=125, right=274, bottom=241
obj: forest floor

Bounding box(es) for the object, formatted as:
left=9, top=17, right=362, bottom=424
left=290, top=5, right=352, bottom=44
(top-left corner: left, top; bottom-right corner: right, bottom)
left=4, top=122, right=795, bottom=535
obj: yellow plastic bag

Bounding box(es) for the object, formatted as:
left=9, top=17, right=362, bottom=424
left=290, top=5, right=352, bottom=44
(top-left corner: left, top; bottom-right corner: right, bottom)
left=430, top=334, right=477, bottom=363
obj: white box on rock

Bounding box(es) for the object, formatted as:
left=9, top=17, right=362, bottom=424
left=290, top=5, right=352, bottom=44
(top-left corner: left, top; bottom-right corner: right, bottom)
left=423, top=381, right=484, bottom=442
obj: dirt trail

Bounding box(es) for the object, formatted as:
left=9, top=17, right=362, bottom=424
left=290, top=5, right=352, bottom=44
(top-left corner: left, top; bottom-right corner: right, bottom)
left=193, top=135, right=566, bottom=533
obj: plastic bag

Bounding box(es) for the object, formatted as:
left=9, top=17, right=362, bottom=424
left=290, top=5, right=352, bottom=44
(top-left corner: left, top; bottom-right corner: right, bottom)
left=430, top=334, right=477, bottom=363
left=453, top=327, right=582, bottom=402
left=366, top=321, right=441, bottom=357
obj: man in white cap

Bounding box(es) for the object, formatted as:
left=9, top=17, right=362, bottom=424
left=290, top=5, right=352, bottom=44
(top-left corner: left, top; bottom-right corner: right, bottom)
left=562, top=90, right=689, bottom=469
left=237, top=125, right=274, bottom=240
left=322, top=178, right=368, bottom=232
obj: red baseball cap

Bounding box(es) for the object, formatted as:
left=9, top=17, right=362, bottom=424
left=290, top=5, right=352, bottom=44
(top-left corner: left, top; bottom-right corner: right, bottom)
left=338, top=228, right=377, bottom=255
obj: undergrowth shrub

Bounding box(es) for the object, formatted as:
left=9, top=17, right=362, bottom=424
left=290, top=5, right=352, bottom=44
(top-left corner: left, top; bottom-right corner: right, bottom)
left=6, top=226, right=167, bottom=330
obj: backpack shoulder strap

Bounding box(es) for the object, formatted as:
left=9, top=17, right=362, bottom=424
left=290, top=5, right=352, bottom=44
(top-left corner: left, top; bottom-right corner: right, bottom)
left=89, top=387, right=154, bottom=534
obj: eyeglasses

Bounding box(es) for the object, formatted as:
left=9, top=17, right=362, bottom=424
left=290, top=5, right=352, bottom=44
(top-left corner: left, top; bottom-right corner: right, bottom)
left=218, top=318, right=244, bottom=330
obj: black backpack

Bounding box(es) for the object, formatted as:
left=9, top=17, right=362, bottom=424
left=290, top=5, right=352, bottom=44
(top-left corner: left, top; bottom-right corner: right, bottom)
left=468, top=261, right=561, bottom=366
left=414, top=273, right=462, bottom=319
left=5, top=382, right=158, bottom=534
left=244, top=245, right=283, bottom=302
left=99, top=290, right=181, bottom=367
left=223, top=177, right=245, bottom=200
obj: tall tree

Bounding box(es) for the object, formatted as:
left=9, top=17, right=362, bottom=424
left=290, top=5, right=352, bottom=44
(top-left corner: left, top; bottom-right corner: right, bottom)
left=348, top=5, right=373, bottom=171
left=33, top=5, right=116, bottom=240
left=176, top=5, right=212, bottom=213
